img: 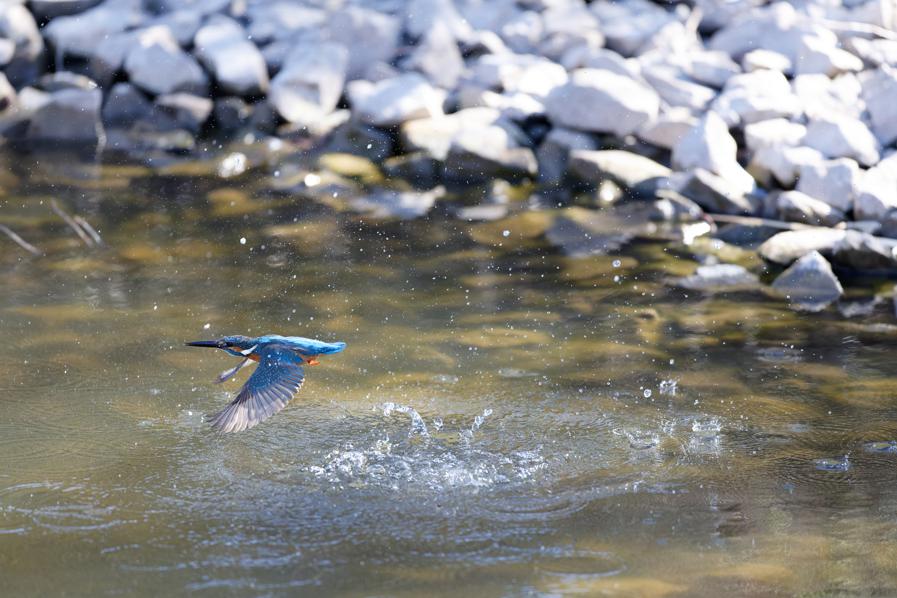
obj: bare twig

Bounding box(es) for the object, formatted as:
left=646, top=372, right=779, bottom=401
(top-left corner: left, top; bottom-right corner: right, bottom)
left=50, top=199, right=94, bottom=247
left=73, top=215, right=104, bottom=246
left=706, top=214, right=815, bottom=230
left=0, top=224, right=42, bottom=256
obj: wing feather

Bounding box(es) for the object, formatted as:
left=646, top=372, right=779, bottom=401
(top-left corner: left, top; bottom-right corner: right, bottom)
left=207, top=346, right=306, bottom=433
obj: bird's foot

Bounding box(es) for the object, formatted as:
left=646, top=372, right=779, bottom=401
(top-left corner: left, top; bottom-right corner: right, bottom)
left=307, top=357, right=320, bottom=366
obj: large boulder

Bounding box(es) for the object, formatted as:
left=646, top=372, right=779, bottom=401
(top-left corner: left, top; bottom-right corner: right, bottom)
left=124, top=27, right=208, bottom=96
left=545, top=68, right=659, bottom=136
left=193, top=16, right=269, bottom=97
left=269, top=41, right=348, bottom=127
left=348, top=73, right=445, bottom=127
left=771, top=250, right=843, bottom=311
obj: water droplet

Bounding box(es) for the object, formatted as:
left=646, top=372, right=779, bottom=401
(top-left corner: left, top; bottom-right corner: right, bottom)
left=643, top=388, right=652, bottom=398
left=612, top=259, right=622, bottom=268
left=502, top=230, right=510, bottom=238
left=239, top=237, right=247, bottom=245
left=203, top=323, right=211, bottom=330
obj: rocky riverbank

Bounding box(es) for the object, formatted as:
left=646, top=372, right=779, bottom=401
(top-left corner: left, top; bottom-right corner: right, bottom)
left=2, top=0, right=897, bottom=310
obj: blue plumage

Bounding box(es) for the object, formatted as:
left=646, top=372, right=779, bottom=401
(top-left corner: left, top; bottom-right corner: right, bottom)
left=186, top=334, right=346, bottom=433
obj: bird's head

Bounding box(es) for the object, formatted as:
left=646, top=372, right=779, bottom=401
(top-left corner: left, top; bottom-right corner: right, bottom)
left=186, top=335, right=257, bottom=356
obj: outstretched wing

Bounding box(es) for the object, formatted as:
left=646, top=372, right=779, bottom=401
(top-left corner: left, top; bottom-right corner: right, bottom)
left=207, top=345, right=306, bottom=433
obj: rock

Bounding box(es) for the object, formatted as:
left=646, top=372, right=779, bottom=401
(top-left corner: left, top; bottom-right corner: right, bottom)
left=328, top=7, right=400, bottom=80
left=193, top=16, right=269, bottom=97
left=152, top=93, right=212, bottom=133
left=401, top=107, right=500, bottom=160
left=536, top=126, right=596, bottom=185
left=593, top=0, right=675, bottom=57
left=674, top=263, right=760, bottom=292
left=708, top=3, right=806, bottom=61
left=0, top=72, right=15, bottom=113
left=348, top=187, right=443, bottom=219
left=643, top=68, right=716, bottom=112
left=796, top=158, right=858, bottom=212
left=742, top=49, right=792, bottom=73
left=831, top=231, right=897, bottom=271
left=456, top=88, right=545, bottom=121
left=848, top=37, right=897, bottom=68
left=501, top=58, right=568, bottom=99
left=776, top=190, right=845, bottom=226
left=748, top=145, right=823, bottom=187
left=101, top=82, right=152, bottom=127
left=323, top=118, right=394, bottom=161
left=792, top=73, right=862, bottom=121
left=348, top=73, right=445, bottom=127
left=26, top=88, right=103, bottom=144
left=29, top=0, right=103, bottom=20
left=406, top=0, right=473, bottom=42
left=672, top=111, right=755, bottom=194
left=405, top=22, right=464, bottom=90
left=269, top=41, right=348, bottom=127
left=382, top=152, right=442, bottom=188
left=147, top=9, right=204, bottom=46
left=247, top=3, right=326, bottom=45
left=43, top=0, right=142, bottom=61
left=744, top=118, right=806, bottom=153
left=562, top=47, right=637, bottom=78
left=759, top=228, right=847, bottom=265
left=568, top=150, right=671, bottom=195
left=686, top=51, right=741, bottom=88
left=124, top=27, right=208, bottom=96
left=802, top=116, right=880, bottom=167
left=862, top=67, right=897, bottom=147
left=677, top=168, right=756, bottom=215
left=711, top=69, right=803, bottom=126
left=771, top=250, right=843, bottom=311
left=544, top=206, right=644, bottom=257
left=539, top=2, right=604, bottom=62
left=853, top=160, right=897, bottom=221
left=444, top=123, right=537, bottom=183
left=794, top=34, right=864, bottom=76
left=545, top=68, right=659, bottom=136
left=637, top=108, right=698, bottom=150
left=0, top=4, right=44, bottom=86
left=499, top=10, right=542, bottom=54
left=0, top=38, right=14, bottom=67
left=212, top=97, right=251, bottom=134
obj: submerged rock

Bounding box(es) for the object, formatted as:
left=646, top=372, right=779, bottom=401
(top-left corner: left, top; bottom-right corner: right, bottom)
left=674, top=263, right=760, bottom=292
left=347, top=187, right=444, bottom=219
left=771, top=250, right=843, bottom=311
left=545, top=206, right=648, bottom=257
left=444, top=123, right=537, bottom=183
left=26, top=87, right=103, bottom=144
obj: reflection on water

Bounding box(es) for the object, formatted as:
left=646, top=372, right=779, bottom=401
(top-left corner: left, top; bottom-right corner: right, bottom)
left=3, top=150, right=897, bottom=596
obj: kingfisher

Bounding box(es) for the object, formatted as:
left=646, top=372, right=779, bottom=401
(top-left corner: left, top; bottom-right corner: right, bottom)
left=186, top=334, right=347, bottom=433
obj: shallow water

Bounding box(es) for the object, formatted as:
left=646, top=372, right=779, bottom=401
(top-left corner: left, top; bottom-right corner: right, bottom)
left=4, top=150, right=897, bottom=596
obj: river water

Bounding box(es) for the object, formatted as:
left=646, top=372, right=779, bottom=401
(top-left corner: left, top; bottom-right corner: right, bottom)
left=3, top=149, right=897, bottom=596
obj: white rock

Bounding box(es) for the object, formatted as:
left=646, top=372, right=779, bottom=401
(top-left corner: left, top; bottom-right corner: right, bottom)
left=405, top=22, right=464, bottom=89
left=269, top=42, right=348, bottom=126
left=194, top=16, right=269, bottom=97
left=711, top=69, right=802, bottom=126
left=499, top=10, right=542, bottom=54
left=672, top=111, right=755, bottom=194
left=794, top=34, right=864, bottom=76
left=793, top=73, right=863, bottom=121
left=457, top=88, right=545, bottom=121
left=749, top=145, right=823, bottom=188
left=568, top=149, right=671, bottom=193
left=796, top=158, right=859, bottom=212
left=744, top=118, right=806, bottom=152
left=742, top=49, right=792, bottom=73
left=147, top=9, right=204, bottom=46
left=709, top=3, right=809, bottom=62
left=637, top=108, right=698, bottom=150
left=759, top=228, right=847, bottom=265
left=247, top=3, right=326, bottom=45
left=406, top=0, right=473, bottom=42
left=593, top=0, right=675, bottom=57
left=777, top=190, right=844, bottom=226
left=328, top=7, right=400, bottom=80
left=539, top=2, right=604, bottom=62
left=124, top=27, right=208, bottom=96
left=561, top=46, right=639, bottom=78
left=401, top=107, right=501, bottom=160
left=642, top=68, right=716, bottom=112
left=348, top=73, right=445, bottom=127
left=862, top=67, right=897, bottom=146
left=445, top=123, right=538, bottom=181
left=43, top=0, right=143, bottom=60
left=545, top=68, right=659, bottom=136
left=502, top=58, right=568, bottom=99
left=853, top=156, right=897, bottom=220
left=0, top=4, right=43, bottom=85
left=685, top=51, right=741, bottom=88
left=847, top=37, right=897, bottom=68
left=802, top=116, right=880, bottom=167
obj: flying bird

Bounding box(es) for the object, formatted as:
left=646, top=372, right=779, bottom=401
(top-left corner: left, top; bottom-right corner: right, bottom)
left=186, top=335, right=346, bottom=433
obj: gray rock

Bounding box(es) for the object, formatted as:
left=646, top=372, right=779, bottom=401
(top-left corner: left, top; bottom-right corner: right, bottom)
left=803, top=116, right=880, bottom=167
left=323, top=118, right=394, bottom=161
left=87, top=30, right=137, bottom=87
left=545, top=68, right=659, bottom=136
left=406, top=0, right=473, bottom=42
left=539, top=2, right=604, bottom=62
left=642, top=68, right=716, bottom=112
left=672, top=111, right=755, bottom=194
left=568, top=149, right=670, bottom=195
left=677, top=168, right=756, bottom=216
left=686, top=50, right=741, bottom=88
left=650, top=192, right=705, bottom=223
left=401, top=107, right=501, bottom=160
left=748, top=145, right=823, bottom=188
left=862, top=67, right=897, bottom=147
left=269, top=41, right=348, bottom=127
left=444, top=123, right=537, bottom=183
left=348, top=187, right=443, bottom=219
left=0, top=5, right=44, bottom=86
left=771, top=250, right=843, bottom=311
left=212, top=96, right=250, bottom=134
left=744, top=118, right=806, bottom=153
left=675, top=263, right=760, bottom=292
left=382, top=152, right=441, bottom=188
left=405, top=22, right=464, bottom=90
left=831, top=231, right=897, bottom=271
left=593, top=0, right=674, bottom=57
left=102, top=82, right=152, bottom=128
left=456, top=88, right=545, bottom=121
left=43, top=0, right=142, bottom=60
left=124, top=27, right=208, bottom=96
left=499, top=10, right=542, bottom=54
left=536, top=126, right=596, bottom=185
left=348, top=73, right=445, bottom=127
left=147, top=9, right=203, bottom=46
left=759, top=228, right=847, bottom=265
left=328, top=7, right=400, bottom=80
left=776, top=190, right=845, bottom=226
left=193, top=16, right=269, bottom=97
left=796, top=158, right=858, bottom=212
left=794, top=34, right=863, bottom=77
left=247, top=3, right=326, bottom=45
left=26, top=87, right=103, bottom=144
left=29, top=0, right=103, bottom=20
left=544, top=206, right=642, bottom=257
left=637, top=108, right=698, bottom=150
left=152, top=93, right=212, bottom=133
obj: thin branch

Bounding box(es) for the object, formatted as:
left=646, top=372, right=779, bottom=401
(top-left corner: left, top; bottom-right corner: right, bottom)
left=50, top=199, right=94, bottom=247
left=0, top=224, right=42, bottom=256
left=73, top=216, right=104, bottom=246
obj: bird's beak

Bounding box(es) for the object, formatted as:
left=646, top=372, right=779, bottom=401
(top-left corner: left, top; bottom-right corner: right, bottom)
left=186, top=340, right=226, bottom=348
